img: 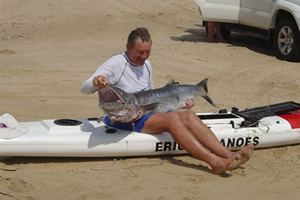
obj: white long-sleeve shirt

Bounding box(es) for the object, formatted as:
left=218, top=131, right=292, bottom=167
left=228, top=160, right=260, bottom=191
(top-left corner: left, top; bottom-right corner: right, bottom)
left=80, top=52, right=154, bottom=94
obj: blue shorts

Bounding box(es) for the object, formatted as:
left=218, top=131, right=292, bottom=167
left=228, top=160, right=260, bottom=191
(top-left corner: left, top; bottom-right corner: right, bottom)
left=104, top=112, right=155, bottom=132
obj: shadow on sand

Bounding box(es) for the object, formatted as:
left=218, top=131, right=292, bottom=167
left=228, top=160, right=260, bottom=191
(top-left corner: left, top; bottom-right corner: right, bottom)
left=170, top=25, right=275, bottom=58
left=0, top=155, right=232, bottom=177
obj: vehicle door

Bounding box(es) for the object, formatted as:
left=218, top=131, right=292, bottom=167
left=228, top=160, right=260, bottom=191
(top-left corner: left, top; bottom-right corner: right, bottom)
left=239, top=0, right=274, bottom=29
left=194, top=0, right=241, bottom=23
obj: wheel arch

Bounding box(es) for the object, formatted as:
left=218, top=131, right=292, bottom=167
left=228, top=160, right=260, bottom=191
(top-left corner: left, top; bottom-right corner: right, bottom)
left=268, top=9, right=299, bottom=46
left=270, top=0, right=300, bottom=32
left=275, top=10, right=297, bottom=28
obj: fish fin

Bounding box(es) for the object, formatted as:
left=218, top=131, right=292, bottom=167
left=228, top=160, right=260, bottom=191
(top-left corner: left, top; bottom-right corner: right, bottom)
left=167, top=79, right=180, bottom=85
left=198, top=78, right=218, bottom=107
left=197, top=78, right=208, bottom=93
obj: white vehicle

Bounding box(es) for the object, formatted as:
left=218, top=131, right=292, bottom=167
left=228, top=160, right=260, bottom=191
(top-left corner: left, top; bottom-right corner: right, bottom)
left=193, top=0, right=300, bottom=62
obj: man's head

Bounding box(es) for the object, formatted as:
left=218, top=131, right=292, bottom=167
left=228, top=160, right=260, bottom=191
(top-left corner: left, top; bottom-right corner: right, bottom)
left=126, top=27, right=152, bottom=66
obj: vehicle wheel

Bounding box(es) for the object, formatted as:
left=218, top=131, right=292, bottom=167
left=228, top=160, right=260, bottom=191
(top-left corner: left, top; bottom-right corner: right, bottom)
left=274, top=18, right=300, bottom=62
left=220, top=23, right=231, bottom=40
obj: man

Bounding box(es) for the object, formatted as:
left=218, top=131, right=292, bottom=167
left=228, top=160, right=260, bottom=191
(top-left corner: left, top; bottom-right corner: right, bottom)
left=81, top=27, right=253, bottom=174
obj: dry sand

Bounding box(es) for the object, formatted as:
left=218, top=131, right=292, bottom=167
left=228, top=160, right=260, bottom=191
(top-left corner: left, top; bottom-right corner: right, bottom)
left=1, top=0, right=300, bottom=199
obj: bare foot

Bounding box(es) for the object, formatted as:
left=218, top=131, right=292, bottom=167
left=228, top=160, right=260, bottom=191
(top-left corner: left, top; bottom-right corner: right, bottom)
left=211, top=155, right=237, bottom=174
left=213, top=155, right=251, bottom=174
left=207, top=38, right=218, bottom=43
left=236, top=143, right=254, bottom=165
left=211, top=144, right=254, bottom=174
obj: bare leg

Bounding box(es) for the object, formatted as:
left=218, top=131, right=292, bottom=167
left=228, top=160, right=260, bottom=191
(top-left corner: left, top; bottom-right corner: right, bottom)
left=178, top=111, right=235, bottom=158
left=177, top=111, right=253, bottom=160
left=142, top=112, right=249, bottom=174
left=207, top=21, right=217, bottom=43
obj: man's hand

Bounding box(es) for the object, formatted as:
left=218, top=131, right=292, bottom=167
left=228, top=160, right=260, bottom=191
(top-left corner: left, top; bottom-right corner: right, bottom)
left=183, top=99, right=195, bottom=109
left=93, top=75, right=108, bottom=88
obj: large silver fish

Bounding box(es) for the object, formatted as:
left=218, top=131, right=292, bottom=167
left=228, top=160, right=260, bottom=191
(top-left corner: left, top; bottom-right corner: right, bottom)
left=98, top=78, right=216, bottom=123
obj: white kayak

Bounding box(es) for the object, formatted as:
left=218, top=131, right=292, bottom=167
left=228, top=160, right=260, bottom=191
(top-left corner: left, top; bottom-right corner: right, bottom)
left=0, top=101, right=299, bottom=157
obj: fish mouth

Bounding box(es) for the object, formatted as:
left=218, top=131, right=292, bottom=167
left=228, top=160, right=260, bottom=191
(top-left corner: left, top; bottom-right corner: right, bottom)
left=98, top=86, right=124, bottom=104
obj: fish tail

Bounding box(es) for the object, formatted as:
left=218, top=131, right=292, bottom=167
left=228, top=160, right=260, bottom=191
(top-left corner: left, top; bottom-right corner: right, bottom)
left=203, top=95, right=217, bottom=107
left=198, top=78, right=217, bottom=107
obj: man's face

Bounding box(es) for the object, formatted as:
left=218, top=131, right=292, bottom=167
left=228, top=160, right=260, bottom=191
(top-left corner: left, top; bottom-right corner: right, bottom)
left=126, top=38, right=152, bottom=66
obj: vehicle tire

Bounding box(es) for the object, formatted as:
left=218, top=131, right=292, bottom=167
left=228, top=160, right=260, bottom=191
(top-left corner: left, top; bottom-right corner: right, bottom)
left=274, top=18, right=300, bottom=62
left=220, top=23, right=231, bottom=40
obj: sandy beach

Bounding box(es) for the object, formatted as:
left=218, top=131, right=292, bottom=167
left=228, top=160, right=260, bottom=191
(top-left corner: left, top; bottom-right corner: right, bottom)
left=1, top=0, right=300, bottom=199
